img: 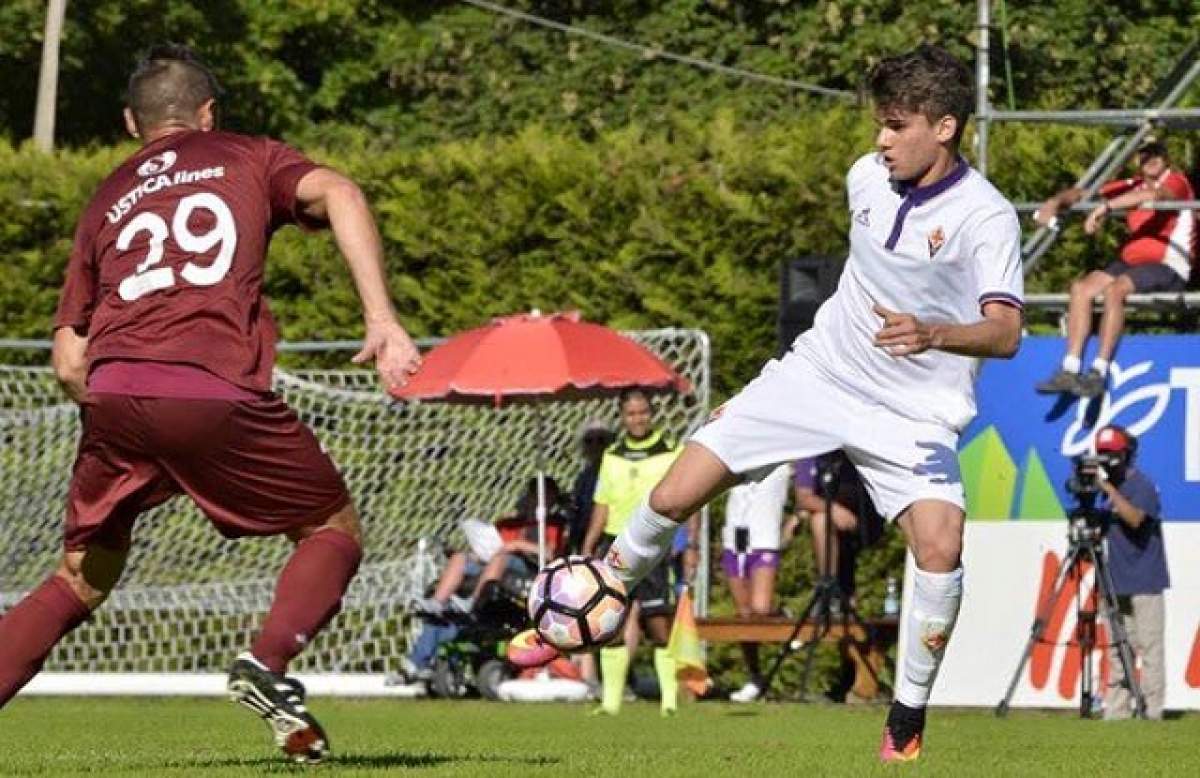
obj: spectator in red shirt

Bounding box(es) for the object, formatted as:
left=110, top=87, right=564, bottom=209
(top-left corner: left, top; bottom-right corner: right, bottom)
left=1036, top=138, right=1194, bottom=399
left=0, top=45, right=421, bottom=764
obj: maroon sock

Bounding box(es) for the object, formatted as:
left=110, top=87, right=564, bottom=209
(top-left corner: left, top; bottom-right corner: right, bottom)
left=252, top=529, right=363, bottom=674
left=0, top=576, right=91, bottom=708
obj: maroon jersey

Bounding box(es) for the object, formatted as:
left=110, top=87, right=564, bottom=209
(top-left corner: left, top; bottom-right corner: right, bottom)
left=55, top=130, right=321, bottom=391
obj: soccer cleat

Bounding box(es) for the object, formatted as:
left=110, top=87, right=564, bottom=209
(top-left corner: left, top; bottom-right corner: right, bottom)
left=1073, top=369, right=1106, bottom=399
left=506, top=628, right=561, bottom=668
left=1035, top=369, right=1080, bottom=395
left=879, top=701, right=926, bottom=763
left=227, top=653, right=330, bottom=765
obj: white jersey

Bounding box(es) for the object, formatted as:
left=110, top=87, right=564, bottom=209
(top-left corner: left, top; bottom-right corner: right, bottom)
left=795, top=153, right=1024, bottom=430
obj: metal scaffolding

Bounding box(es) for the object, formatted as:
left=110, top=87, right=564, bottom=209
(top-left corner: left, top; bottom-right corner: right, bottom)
left=973, top=0, right=1200, bottom=275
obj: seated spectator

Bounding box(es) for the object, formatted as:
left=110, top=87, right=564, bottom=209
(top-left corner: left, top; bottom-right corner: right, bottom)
left=1035, top=137, right=1195, bottom=399
left=722, top=463, right=794, bottom=703
left=470, top=477, right=569, bottom=605
left=393, top=477, right=568, bottom=685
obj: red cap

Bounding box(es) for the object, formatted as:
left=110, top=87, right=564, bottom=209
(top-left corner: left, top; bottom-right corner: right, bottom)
left=1095, top=426, right=1132, bottom=453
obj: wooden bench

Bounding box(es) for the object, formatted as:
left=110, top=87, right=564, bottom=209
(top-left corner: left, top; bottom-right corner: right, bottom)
left=696, top=615, right=899, bottom=701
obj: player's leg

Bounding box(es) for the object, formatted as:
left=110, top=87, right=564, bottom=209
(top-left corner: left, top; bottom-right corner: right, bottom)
left=605, top=351, right=845, bottom=591
left=845, top=414, right=965, bottom=762
left=637, top=564, right=677, bottom=716
left=0, top=544, right=126, bottom=707
left=151, top=395, right=359, bottom=763
left=1038, top=269, right=1115, bottom=394
left=604, top=442, right=738, bottom=589
left=879, top=499, right=965, bottom=761
left=247, top=504, right=363, bottom=674
left=597, top=600, right=640, bottom=715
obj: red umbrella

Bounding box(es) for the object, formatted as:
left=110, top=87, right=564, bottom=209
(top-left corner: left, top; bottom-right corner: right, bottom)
left=394, top=310, right=691, bottom=406
left=390, top=310, right=691, bottom=565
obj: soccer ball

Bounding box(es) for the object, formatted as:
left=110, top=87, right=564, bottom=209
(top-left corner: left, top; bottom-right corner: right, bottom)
left=527, top=556, right=628, bottom=652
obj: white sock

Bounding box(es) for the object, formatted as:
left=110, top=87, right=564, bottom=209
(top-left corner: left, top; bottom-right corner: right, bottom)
left=604, top=499, right=679, bottom=589
left=1061, top=354, right=1082, bottom=373
left=895, top=566, right=963, bottom=708
left=1091, top=357, right=1109, bottom=377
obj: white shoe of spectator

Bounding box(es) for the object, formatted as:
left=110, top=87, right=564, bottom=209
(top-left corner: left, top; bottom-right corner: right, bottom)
left=730, top=681, right=762, bottom=703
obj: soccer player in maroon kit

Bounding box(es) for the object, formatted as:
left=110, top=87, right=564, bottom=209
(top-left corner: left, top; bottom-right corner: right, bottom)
left=0, top=45, right=421, bottom=764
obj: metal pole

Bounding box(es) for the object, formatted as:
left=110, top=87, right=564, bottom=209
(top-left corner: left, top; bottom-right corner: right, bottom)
left=975, top=0, right=991, bottom=176
left=33, top=0, right=68, bottom=153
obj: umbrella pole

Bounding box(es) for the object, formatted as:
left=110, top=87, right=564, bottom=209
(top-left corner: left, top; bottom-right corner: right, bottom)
left=535, top=407, right=547, bottom=569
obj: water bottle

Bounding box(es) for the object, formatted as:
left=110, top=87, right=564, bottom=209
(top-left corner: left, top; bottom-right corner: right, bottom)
left=883, top=576, right=900, bottom=617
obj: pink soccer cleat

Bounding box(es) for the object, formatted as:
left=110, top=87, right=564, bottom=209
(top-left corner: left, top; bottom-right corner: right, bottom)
left=506, top=628, right=561, bottom=668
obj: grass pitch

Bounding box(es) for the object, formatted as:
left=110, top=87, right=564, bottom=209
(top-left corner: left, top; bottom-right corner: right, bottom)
left=1, top=697, right=1195, bottom=776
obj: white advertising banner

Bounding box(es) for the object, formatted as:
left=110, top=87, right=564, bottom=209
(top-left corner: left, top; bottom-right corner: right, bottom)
left=902, top=522, right=1200, bottom=709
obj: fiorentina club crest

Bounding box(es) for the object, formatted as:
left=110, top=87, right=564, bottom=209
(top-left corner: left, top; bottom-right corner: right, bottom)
left=927, top=226, right=946, bottom=258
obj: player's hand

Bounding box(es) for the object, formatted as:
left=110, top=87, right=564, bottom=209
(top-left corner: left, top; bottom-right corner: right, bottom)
left=873, top=304, right=935, bottom=356
left=1083, top=204, right=1108, bottom=235
left=354, top=319, right=422, bottom=391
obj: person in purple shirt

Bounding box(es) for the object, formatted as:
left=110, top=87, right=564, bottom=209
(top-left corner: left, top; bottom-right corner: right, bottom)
left=1093, top=425, right=1170, bottom=720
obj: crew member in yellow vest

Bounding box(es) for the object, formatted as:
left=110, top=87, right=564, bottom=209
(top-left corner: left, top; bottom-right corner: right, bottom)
left=582, top=388, right=697, bottom=715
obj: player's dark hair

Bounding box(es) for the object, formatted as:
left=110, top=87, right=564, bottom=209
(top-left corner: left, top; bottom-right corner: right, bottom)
left=867, top=44, right=973, bottom=145
left=617, top=387, right=652, bottom=410
left=126, top=44, right=221, bottom=133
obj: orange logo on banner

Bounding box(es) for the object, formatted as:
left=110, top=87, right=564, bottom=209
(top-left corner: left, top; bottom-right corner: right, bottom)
left=1188, top=626, right=1200, bottom=689
left=1029, top=551, right=1110, bottom=700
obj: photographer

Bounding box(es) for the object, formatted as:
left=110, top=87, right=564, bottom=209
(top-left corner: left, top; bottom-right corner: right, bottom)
left=1089, top=425, right=1169, bottom=721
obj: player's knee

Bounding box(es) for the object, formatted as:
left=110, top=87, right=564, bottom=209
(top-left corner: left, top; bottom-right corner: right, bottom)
left=913, top=537, right=961, bottom=573
left=55, top=551, right=122, bottom=610
left=293, top=503, right=362, bottom=546
left=647, top=483, right=692, bottom=523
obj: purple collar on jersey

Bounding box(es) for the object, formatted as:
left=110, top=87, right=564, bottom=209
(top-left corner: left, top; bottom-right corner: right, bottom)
left=884, top=156, right=970, bottom=251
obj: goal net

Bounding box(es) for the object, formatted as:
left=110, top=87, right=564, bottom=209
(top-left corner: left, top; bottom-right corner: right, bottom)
left=0, top=329, right=710, bottom=695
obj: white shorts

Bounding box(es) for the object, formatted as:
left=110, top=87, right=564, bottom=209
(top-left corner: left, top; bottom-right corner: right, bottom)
left=692, top=349, right=964, bottom=520
left=722, top=463, right=791, bottom=551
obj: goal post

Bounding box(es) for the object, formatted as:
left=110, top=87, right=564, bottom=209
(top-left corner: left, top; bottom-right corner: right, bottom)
left=0, top=329, right=710, bottom=696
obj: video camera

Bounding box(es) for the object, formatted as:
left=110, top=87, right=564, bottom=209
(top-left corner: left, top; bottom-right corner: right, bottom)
left=1065, top=453, right=1122, bottom=499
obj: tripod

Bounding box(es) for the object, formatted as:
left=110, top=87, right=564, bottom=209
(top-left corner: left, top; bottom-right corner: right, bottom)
left=760, top=455, right=860, bottom=700
left=996, top=506, right=1146, bottom=719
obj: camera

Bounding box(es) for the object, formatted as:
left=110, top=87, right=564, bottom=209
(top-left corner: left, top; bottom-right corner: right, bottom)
left=1065, top=453, right=1121, bottom=498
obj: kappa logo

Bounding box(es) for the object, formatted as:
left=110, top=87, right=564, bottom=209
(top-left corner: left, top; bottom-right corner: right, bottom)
left=1028, top=551, right=1200, bottom=698
left=136, top=150, right=177, bottom=177
left=855, top=207, right=871, bottom=227
left=927, top=226, right=946, bottom=258
left=605, top=547, right=627, bottom=571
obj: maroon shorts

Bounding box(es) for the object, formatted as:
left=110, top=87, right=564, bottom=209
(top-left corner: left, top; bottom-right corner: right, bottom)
left=64, top=393, right=351, bottom=551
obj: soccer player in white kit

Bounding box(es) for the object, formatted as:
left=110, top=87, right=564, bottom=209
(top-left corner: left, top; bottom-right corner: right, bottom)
left=603, top=44, right=1023, bottom=762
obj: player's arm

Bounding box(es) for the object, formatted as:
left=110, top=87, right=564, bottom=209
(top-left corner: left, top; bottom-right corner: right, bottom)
left=293, top=168, right=421, bottom=390
left=581, top=503, right=608, bottom=557
left=873, top=302, right=1021, bottom=359
left=51, top=326, right=89, bottom=404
